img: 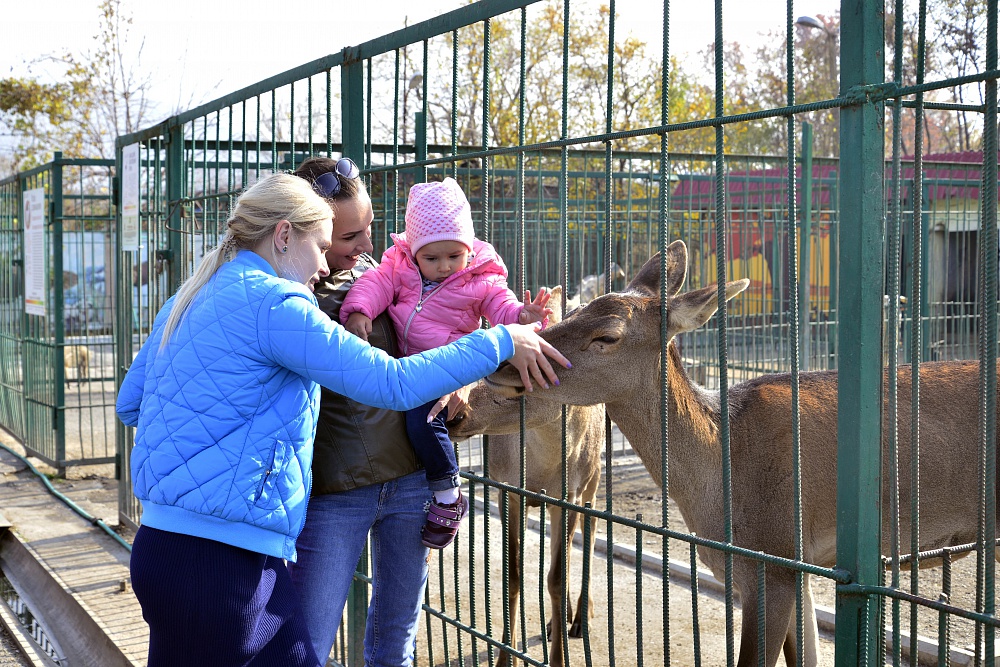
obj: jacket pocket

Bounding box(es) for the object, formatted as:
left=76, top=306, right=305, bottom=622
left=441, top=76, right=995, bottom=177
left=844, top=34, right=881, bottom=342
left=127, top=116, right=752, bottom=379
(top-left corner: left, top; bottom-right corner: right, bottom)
left=254, top=440, right=286, bottom=510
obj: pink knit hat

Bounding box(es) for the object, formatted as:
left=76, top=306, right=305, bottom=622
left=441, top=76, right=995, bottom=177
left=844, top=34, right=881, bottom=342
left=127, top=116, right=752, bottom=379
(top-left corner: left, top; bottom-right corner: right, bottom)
left=403, top=178, right=475, bottom=255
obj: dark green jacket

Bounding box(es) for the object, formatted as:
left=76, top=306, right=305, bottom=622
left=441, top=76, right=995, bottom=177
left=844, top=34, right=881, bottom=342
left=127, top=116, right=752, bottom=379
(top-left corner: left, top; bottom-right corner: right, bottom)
left=310, top=254, right=421, bottom=495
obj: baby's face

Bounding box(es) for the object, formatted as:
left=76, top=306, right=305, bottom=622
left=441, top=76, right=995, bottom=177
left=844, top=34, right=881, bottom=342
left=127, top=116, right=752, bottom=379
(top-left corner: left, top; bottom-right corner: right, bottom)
left=414, top=240, right=471, bottom=282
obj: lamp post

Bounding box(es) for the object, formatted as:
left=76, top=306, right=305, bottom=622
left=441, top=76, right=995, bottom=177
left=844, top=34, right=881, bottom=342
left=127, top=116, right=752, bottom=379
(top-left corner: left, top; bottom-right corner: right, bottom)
left=793, top=16, right=837, bottom=369
left=795, top=15, right=839, bottom=92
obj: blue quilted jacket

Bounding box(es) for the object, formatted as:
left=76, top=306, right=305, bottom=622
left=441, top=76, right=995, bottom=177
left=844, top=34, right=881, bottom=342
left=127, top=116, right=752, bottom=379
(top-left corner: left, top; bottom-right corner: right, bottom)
left=116, top=250, right=514, bottom=561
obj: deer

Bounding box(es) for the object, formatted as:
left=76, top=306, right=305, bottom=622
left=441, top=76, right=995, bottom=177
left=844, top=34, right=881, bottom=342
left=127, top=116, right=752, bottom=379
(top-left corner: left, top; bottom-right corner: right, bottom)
left=449, top=240, right=1000, bottom=667
left=453, top=286, right=605, bottom=667
left=564, top=262, right=626, bottom=312
left=64, top=344, right=90, bottom=386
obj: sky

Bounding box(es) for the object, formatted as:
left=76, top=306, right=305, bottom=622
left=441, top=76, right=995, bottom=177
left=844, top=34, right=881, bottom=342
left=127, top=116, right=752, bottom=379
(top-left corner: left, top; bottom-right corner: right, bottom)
left=1, top=0, right=838, bottom=126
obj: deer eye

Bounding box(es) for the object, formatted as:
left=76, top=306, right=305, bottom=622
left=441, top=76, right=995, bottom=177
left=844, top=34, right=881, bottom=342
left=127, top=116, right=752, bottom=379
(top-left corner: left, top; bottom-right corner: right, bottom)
left=594, top=335, right=619, bottom=345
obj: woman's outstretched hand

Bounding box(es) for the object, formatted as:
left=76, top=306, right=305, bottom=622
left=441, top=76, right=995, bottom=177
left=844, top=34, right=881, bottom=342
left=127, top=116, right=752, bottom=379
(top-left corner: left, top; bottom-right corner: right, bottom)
left=504, top=322, right=570, bottom=393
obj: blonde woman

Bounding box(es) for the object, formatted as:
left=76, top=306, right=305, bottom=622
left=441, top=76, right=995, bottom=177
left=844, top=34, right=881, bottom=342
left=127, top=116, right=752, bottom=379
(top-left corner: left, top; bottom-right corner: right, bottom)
left=116, top=173, right=567, bottom=667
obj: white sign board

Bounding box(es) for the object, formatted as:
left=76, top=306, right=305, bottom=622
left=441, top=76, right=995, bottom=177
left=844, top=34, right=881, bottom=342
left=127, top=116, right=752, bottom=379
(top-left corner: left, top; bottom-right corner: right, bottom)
left=121, top=143, right=140, bottom=251
left=23, top=188, right=47, bottom=317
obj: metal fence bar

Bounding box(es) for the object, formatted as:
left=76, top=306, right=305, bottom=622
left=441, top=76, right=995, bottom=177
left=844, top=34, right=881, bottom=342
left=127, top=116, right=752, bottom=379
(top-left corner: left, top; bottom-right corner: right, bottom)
left=835, top=1, right=887, bottom=665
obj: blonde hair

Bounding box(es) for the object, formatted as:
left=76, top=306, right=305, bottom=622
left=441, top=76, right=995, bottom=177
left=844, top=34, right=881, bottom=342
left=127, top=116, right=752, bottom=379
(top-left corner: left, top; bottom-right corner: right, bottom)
left=159, top=173, right=332, bottom=348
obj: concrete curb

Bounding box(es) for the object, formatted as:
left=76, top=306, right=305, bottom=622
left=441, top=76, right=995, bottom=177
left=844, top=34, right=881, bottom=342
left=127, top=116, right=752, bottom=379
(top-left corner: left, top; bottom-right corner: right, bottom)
left=0, top=530, right=137, bottom=667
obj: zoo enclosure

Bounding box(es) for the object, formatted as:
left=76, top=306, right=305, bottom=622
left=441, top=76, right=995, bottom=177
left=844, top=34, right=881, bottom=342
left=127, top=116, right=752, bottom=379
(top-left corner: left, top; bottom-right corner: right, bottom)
left=0, top=154, right=117, bottom=473
left=110, top=0, right=999, bottom=665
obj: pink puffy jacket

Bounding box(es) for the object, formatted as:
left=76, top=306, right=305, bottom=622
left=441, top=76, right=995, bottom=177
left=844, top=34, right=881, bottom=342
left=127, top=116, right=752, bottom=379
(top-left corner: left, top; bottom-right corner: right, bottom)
left=341, top=235, right=526, bottom=356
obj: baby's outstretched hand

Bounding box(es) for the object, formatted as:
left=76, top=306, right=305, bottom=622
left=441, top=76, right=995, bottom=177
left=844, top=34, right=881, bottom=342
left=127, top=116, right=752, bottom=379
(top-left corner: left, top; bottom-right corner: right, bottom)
left=519, top=288, right=554, bottom=326
left=345, top=312, right=373, bottom=341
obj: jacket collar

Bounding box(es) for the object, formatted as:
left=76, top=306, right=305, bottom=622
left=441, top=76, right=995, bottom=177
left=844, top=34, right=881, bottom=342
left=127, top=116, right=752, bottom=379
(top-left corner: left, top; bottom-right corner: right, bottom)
left=235, top=248, right=278, bottom=276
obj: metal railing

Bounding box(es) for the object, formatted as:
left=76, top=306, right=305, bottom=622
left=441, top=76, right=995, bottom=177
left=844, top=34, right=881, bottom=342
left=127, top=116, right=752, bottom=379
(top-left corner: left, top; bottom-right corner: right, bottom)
left=112, top=0, right=999, bottom=664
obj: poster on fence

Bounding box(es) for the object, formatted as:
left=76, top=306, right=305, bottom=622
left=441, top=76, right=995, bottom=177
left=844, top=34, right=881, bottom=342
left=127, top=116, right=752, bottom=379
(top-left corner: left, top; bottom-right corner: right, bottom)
left=23, top=188, right=46, bottom=317
left=121, top=143, right=140, bottom=251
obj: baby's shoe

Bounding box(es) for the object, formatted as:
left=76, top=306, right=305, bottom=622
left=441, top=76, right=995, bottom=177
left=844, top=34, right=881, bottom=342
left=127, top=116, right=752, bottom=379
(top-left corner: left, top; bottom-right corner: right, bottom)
left=422, top=490, right=469, bottom=549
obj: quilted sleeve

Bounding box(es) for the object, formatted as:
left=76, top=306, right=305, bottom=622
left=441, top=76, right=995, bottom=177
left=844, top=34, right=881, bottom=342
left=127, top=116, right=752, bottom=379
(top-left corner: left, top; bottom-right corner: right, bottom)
left=340, top=248, right=399, bottom=322
left=263, top=291, right=515, bottom=410
left=479, top=275, right=526, bottom=326
left=116, top=297, right=173, bottom=427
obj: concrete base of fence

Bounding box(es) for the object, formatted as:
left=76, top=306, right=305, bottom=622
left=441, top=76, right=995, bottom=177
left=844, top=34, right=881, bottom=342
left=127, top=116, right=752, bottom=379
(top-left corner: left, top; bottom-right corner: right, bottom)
left=474, top=494, right=995, bottom=667
left=0, top=528, right=134, bottom=667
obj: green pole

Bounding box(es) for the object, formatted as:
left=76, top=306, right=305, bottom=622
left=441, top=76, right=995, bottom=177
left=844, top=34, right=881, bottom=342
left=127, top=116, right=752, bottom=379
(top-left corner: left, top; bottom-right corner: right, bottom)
left=52, top=154, right=66, bottom=470
left=165, top=123, right=184, bottom=296
left=415, top=111, right=427, bottom=185
left=341, top=56, right=365, bottom=162
left=920, top=181, right=931, bottom=363
left=835, top=0, right=885, bottom=665
left=800, top=122, right=814, bottom=371
left=341, top=53, right=369, bottom=667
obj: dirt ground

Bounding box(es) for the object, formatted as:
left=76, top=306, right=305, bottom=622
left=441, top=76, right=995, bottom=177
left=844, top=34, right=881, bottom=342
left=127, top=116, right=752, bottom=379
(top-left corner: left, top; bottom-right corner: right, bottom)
left=591, top=453, right=994, bottom=665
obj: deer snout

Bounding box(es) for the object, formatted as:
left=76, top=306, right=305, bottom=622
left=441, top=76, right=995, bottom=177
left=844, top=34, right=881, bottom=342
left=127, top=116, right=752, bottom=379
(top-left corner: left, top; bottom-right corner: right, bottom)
left=446, top=404, right=476, bottom=439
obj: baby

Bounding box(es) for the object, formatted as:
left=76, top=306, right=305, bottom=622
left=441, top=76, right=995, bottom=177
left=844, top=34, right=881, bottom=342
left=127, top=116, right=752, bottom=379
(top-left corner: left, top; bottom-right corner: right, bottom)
left=341, top=177, right=551, bottom=549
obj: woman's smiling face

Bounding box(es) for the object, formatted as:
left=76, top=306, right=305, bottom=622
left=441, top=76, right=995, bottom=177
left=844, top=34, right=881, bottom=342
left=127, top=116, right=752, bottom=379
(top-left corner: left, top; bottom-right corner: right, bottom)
left=327, top=190, right=375, bottom=271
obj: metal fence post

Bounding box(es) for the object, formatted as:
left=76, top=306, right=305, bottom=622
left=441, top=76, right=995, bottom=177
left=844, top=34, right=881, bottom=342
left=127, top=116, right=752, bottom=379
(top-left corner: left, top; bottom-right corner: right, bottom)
left=342, top=56, right=365, bottom=162
left=835, top=0, right=885, bottom=664
left=51, top=154, right=66, bottom=469
left=165, top=123, right=184, bottom=296
left=800, top=122, right=814, bottom=371
left=341, top=54, right=369, bottom=667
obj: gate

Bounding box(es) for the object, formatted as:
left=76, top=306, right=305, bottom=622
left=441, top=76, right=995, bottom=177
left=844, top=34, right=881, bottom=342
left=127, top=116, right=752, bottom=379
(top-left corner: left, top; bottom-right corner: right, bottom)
left=0, top=154, right=117, bottom=473
left=114, top=0, right=999, bottom=664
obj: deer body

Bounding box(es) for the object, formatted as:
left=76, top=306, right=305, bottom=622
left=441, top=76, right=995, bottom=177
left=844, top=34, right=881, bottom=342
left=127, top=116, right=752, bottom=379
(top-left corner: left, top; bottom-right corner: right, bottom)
left=452, top=241, right=999, bottom=667
left=454, top=287, right=605, bottom=667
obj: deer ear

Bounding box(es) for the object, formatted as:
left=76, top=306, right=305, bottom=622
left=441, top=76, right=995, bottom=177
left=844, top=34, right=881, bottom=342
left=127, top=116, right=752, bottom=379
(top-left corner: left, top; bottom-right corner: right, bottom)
left=547, top=285, right=564, bottom=324
left=668, top=279, right=751, bottom=334
left=628, top=241, right=687, bottom=298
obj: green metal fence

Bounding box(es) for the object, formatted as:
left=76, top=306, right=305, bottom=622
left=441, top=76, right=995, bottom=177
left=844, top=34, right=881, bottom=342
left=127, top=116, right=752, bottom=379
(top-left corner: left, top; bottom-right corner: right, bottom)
left=113, top=0, right=999, bottom=664
left=0, top=154, right=117, bottom=472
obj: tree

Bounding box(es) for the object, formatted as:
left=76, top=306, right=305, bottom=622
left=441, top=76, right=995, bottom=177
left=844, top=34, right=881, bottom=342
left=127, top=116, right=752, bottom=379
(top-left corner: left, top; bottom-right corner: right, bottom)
left=0, top=0, right=152, bottom=175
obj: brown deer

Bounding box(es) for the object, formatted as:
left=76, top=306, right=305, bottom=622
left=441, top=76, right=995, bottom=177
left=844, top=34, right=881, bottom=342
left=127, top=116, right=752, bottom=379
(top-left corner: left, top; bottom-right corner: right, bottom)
left=453, top=286, right=605, bottom=667
left=449, top=240, right=1000, bottom=667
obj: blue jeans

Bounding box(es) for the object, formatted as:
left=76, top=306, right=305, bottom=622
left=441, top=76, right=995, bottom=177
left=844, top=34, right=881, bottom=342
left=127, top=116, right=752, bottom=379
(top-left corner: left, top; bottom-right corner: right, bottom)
left=405, top=401, right=461, bottom=491
left=288, top=471, right=431, bottom=667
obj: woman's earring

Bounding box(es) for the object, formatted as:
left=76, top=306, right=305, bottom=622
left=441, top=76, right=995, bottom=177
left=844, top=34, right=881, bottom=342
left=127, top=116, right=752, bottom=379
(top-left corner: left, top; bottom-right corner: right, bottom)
left=281, top=245, right=288, bottom=253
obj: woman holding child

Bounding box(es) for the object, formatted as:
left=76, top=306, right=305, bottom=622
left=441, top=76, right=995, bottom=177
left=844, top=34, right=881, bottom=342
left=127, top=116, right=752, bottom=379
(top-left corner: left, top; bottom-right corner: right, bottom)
left=117, top=168, right=566, bottom=667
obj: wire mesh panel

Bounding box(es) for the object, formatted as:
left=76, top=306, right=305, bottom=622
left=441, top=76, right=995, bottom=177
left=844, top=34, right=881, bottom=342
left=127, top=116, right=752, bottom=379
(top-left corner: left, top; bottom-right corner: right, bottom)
left=113, top=0, right=999, bottom=664
left=0, top=156, right=117, bottom=471
left=0, top=174, right=26, bottom=442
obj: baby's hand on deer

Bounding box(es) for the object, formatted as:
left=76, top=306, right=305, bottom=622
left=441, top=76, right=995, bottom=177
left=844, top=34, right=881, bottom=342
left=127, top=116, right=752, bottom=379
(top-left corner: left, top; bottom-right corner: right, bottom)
left=519, top=288, right=554, bottom=326
left=427, top=383, right=474, bottom=422
left=345, top=313, right=372, bottom=341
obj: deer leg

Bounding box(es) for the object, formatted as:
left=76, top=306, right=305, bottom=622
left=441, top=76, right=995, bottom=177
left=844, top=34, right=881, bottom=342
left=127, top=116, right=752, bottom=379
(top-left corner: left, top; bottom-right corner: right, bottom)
left=800, top=574, right=818, bottom=667
left=546, top=503, right=574, bottom=667
left=570, top=472, right=601, bottom=638
left=736, top=566, right=796, bottom=667
left=780, top=573, right=818, bottom=667
left=496, top=492, right=523, bottom=667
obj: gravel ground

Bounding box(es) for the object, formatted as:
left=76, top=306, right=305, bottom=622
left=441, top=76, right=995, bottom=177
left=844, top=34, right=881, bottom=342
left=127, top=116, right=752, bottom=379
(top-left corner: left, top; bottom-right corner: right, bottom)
left=0, top=625, right=30, bottom=667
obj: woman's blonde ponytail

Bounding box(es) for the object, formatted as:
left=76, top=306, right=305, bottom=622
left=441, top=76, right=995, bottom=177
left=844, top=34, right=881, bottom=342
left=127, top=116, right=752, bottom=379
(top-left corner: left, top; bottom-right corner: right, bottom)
left=157, top=173, right=331, bottom=349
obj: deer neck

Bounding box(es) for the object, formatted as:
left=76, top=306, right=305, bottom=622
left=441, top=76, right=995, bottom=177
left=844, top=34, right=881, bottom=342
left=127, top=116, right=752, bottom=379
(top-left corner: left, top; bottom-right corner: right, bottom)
left=604, top=341, right=724, bottom=541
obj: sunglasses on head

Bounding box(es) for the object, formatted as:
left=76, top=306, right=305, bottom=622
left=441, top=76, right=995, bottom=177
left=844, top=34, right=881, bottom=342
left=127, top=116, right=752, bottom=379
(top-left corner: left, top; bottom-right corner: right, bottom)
left=312, top=158, right=360, bottom=198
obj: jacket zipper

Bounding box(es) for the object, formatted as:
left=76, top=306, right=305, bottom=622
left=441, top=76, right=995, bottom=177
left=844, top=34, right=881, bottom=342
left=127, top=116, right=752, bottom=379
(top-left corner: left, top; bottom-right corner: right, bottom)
left=400, top=281, right=449, bottom=355
left=255, top=444, right=278, bottom=502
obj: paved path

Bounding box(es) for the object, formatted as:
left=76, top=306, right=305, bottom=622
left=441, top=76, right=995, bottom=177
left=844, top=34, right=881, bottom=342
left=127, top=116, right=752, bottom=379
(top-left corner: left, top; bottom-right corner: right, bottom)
left=0, top=429, right=144, bottom=667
